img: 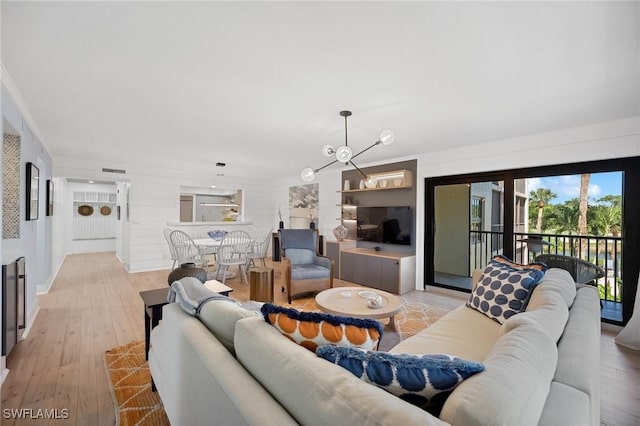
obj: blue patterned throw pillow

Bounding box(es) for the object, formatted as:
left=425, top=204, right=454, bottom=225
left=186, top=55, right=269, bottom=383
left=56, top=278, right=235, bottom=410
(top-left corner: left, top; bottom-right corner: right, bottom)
left=316, top=346, right=484, bottom=407
left=467, top=261, right=544, bottom=323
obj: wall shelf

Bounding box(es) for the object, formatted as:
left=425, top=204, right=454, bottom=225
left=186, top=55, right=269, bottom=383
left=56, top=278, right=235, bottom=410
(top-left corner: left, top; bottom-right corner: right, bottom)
left=338, top=169, right=412, bottom=192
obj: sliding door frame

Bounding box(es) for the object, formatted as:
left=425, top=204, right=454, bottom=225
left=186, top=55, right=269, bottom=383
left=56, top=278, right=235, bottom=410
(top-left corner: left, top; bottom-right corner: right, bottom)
left=425, top=156, right=640, bottom=325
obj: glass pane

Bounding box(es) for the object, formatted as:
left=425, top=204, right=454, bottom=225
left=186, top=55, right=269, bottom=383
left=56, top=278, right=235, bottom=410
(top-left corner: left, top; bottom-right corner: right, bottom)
left=516, top=172, right=623, bottom=322
left=433, top=181, right=504, bottom=291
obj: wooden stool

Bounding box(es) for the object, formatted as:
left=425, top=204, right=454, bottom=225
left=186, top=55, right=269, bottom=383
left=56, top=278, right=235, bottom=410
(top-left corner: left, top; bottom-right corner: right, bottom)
left=250, top=267, right=274, bottom=303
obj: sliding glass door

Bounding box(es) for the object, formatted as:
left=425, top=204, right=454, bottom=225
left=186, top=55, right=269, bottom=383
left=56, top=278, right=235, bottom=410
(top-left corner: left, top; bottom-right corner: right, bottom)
left=432, top=181, right=504, bottom=291
left=425, top=157, right=640, bottom=325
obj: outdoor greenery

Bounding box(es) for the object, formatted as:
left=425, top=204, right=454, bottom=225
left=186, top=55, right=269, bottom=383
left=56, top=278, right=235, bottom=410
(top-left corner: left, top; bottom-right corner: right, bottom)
left=528, top=193, right=621, bottom=237
left=528, top=184, right=622, bottom=302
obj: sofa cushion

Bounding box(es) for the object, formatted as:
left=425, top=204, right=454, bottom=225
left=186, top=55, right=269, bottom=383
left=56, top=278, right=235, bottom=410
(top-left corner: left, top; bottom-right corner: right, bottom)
left=493, top=254, right=548, bottom=272
left=284, top=248, right=314, bottom=265
left=290, top=263, right=331, bottom=280
left=235, top=317, right=447, bottom=426
left=390, top=304, right=501, bottom=362
left=261, top=304, right=382, bottom=352
left=528, top=268, right=577, bottom=308
left=198, top=300, right=260, bottom=354
left=553, top=285, right=601, bottom=423
left=503, top=283, right=569, bottom=343
left=467, top=261, right=544, bottom=324
left=440, top=314, right=558, bottom=425
left=538, top=382, right=591, bottom=426
left=316, top=346, right=484, bottom=407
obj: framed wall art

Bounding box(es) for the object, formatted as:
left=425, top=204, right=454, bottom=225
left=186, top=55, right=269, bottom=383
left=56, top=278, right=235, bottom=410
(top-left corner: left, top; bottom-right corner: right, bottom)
left=46, top=179, right=54, bottom=216
left=25, top=162, right=40, bottom=221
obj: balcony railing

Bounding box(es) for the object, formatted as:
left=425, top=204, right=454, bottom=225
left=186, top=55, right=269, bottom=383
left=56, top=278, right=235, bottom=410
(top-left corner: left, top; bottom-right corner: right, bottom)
left=470, top=230, right=622, bottom=309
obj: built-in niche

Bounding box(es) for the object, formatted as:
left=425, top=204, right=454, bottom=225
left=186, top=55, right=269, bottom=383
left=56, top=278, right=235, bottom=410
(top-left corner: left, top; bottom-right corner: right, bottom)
left=72, top=188, right=117, bottom=240
left=179, top=186, right=242, bottom=222
left=340, top=159, right=417, bottom=252
left=2, top=132, right=21, bottom=239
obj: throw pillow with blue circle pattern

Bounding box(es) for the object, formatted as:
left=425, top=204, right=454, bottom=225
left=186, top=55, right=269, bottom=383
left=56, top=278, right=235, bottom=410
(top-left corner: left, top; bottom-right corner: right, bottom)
left=467, top=261, right=544, bottom=323
left=316, top=346, right=484, bottom=407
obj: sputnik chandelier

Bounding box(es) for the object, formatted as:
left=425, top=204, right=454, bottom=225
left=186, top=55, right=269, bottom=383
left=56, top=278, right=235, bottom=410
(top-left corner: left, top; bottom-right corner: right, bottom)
left=300, top=110, right=395, bottom=182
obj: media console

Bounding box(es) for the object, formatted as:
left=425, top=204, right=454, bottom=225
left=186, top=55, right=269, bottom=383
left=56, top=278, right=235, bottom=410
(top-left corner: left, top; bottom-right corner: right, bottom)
left=326, top=241, right=415, bottom=295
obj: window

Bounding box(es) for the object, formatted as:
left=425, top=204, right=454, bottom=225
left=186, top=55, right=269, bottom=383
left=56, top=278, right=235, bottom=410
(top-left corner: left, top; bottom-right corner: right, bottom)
left=470, top=196, right=484, bottom=243
left=426, top=156, right=640, bottom=326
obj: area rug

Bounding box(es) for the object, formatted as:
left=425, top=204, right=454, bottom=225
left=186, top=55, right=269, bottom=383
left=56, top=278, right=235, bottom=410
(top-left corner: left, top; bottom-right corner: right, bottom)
left=104, top=340, right=170, bottom=426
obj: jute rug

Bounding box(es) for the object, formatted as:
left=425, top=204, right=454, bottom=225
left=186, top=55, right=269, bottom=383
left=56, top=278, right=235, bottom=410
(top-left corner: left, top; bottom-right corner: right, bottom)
left=105, top=301, right=447, bottom=424
left=104, top=340, right=170, bottom=426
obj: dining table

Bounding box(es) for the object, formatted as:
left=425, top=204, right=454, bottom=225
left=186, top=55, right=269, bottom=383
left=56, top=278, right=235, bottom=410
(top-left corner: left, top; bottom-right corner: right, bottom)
left=191, top=238, right=237, bottom=280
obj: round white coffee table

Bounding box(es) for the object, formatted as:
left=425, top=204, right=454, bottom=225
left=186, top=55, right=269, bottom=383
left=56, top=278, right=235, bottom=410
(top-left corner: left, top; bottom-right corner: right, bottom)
left=315, top=287, right=402, bottom=330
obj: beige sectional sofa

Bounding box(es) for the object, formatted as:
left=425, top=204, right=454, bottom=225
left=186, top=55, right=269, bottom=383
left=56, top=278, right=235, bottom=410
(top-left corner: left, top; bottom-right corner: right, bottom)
left=149, top=268, right=600, bottom=425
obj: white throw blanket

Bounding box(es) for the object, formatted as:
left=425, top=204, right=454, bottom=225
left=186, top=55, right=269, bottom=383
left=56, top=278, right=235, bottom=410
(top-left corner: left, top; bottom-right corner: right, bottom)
left=168, top=277, right=234, bottom=315
left=615, top=271, right=640, bottom=350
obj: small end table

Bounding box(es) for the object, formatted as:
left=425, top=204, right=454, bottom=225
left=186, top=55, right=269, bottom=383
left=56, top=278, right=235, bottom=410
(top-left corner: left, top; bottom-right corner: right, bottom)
left=139, top=288, right=171, bottom=361
left=249, top=267, right=274, bottom=303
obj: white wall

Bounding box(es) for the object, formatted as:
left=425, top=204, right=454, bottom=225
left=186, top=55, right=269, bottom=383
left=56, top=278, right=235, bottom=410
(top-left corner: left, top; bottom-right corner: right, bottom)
left=276, top=116, right=639, bottom=291
left=65, top=181, right=117, bottom=254
left=413, top=117, right=640, bottom=289
left=1, top=81, right=54, bottom=339
left=273, top=166, right=343, bottom=249
left=49, top=176, right=66, bottom=293
left=53, top=158, right=278, bottom=273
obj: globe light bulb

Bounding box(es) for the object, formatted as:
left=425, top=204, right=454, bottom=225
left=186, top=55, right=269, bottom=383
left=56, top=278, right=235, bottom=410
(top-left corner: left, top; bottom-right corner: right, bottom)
left=379, top=129, right=395, bottom=145
left=321, top=144, right=335, bottom=157
left=301, top=167, right=316, bottom=182
left=335, top=145, right=353, bottom=163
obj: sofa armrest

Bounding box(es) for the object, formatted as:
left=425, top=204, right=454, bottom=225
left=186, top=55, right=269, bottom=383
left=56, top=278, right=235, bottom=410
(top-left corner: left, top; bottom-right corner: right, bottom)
left=314, top=254, right=332, bottom=270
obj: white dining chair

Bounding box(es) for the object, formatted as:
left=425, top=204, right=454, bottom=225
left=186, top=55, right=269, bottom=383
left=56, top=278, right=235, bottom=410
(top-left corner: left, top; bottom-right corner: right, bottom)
left=215, top=230, right=252, bottom=284
left=247, top=228, right=272, bottom=268
left=242, top=225, right=258, bottom=242
left=164, top=227, right=179, bottom=270
left=169, top=230, right=208, bottom=269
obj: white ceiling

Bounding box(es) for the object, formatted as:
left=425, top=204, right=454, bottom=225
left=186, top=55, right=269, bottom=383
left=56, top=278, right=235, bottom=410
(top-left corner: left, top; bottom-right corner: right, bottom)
left=2, top=1, right=638, bottom=179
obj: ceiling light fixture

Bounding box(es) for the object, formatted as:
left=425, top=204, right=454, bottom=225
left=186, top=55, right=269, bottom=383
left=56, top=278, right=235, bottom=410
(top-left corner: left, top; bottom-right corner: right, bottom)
left=301, top=110, right=395, bottom=183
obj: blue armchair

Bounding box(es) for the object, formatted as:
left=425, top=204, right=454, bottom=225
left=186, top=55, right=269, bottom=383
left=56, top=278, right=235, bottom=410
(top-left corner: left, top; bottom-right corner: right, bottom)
left=279, top=229, right=333, bottom=303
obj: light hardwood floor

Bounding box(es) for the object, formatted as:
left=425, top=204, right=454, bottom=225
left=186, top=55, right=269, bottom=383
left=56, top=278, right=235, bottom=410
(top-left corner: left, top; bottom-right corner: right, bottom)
left=1, top=252, right=638, bottom=425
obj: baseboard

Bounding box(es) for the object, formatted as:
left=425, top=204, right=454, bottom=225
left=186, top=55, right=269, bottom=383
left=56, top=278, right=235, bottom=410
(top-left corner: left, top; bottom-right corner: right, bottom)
left=38, top=253, right=68, bottom=295
left=0, top=356, right=8, bottom=385
left=424, top=285, right=469, bottom=301
left=21, top=304, right=40, bottom=339
left=601, top=322, right=623, bottom=333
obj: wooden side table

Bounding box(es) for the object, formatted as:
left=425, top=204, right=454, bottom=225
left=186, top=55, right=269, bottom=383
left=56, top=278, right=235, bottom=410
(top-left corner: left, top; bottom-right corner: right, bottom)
left=250, top=267, right=274, bottom=303
left=139, top=288, right=170, bottom=361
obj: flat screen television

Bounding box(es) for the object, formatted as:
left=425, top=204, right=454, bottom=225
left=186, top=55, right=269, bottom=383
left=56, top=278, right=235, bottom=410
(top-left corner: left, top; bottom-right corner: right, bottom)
left=356, top=206, right=412, bottom=245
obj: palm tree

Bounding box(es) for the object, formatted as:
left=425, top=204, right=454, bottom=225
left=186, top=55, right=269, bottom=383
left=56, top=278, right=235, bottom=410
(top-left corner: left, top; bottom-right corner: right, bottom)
left=529, top=188, right=557, bottom=233
left=547, top=199, right=580, bottom=255
left=590, top=195, right=622, bottom=267
left=578, top=173, right=591, bottom=259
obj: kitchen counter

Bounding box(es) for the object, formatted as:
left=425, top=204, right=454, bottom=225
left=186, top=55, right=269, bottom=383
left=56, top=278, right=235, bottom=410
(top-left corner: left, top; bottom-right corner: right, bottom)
left=166, top=221, right=252, bottom=227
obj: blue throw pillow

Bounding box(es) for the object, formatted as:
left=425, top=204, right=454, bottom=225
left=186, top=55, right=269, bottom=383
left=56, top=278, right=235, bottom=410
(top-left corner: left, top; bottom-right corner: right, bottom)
left=316, top=346, right=484, bottom=407
left=467, top=260, right=544, bottom=323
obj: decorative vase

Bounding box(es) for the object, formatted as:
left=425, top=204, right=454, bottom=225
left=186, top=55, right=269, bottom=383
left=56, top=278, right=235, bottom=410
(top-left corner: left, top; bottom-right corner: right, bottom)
left=333, top=224, right=348, bottom=241
left=279, top=221, right=284, bottom=229
left=359, top=180, right=365, bottom=189
left=310, top=221, right=316, bottom=229
left=343, top=180, right=351, bottom=191
left=167, top=262, right=207, bottom=286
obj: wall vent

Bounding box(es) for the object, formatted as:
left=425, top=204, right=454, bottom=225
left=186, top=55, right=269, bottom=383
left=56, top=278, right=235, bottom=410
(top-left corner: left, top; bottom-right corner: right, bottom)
left=102, top=167, right=126, bottom=174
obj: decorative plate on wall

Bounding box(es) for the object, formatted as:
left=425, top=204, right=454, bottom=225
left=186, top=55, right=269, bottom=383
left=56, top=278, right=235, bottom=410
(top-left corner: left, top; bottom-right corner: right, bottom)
left=78, top=205, right=94, bottom=216
left=100, top=206, right=112, bottom=216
